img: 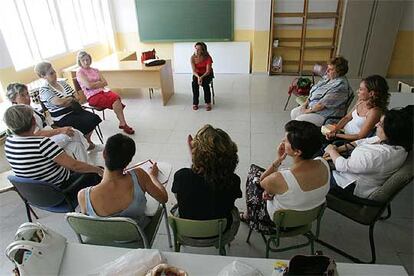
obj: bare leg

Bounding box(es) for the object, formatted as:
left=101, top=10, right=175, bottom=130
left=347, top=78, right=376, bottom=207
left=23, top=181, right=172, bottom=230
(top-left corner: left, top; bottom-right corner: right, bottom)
left=85, top=131, right=94, bottom=150
left=113, top=99, right=127, bottom=126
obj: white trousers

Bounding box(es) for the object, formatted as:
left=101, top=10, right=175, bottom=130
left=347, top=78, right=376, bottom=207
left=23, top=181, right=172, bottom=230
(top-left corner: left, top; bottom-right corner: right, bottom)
left=49, top=129, right=89, bottom=162
left=290, top=106, right=326, bottom=127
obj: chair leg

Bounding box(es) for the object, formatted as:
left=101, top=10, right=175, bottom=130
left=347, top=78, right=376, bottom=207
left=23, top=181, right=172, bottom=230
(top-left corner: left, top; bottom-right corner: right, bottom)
left=316, top=223, right=377, bottom=264
left=174, top=242, right=181, bottom=252
left=95, top=125, right=104, bottom=144
left=284, top=94, right=292, bottom=111
left=29, top=206, right=39, bottom=219
left=25, top=203, right=32, bottom=222
left=266, top=238, right=271, bottom=258
left=379, top=205, right=391, bottom=221
left=246, top=228, right=253, bottom=243
left=162, top=204, right=173, bottom=248
left=219, top=246, right=226, bottom=256
left=368, top=224, right=376, bottom=264
left=102, top=110, right=105, bottom=120
left=211, top=83, right=215, bottom=105
left=310, top=239, right=315, bottom=255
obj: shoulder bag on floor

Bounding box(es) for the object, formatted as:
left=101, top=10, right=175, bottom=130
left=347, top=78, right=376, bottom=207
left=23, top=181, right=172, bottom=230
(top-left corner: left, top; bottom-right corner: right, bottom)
left=284, top=253, right=337, bottom=276
left=5, top=222, right=67, bottom=276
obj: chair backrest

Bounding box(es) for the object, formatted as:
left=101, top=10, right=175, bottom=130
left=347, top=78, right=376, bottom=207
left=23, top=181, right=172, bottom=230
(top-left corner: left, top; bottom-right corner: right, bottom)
left=273, top=203, right=326, bottom=228
left=8, top=175, right=67, bottom=208
left=72, top=78, right=87, bottom=104
left=368, top=152, right=413, bottom=203
left=72, top=77, right=82, bottom=92
left=168, top=215, right=227, bottom=238
left=65, top=212, right=149, bottom=248
left=345, top=91, right=355, bottom=111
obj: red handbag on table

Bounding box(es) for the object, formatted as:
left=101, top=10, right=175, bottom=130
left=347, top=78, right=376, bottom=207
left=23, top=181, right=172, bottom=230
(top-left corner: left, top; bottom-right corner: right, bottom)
left=141, top=49, right=156, bottom=63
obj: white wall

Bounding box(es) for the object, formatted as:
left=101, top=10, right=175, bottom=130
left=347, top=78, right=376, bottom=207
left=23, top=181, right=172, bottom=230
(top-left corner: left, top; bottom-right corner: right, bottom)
left=0, top=30, right=12, bottom=69
left=254, top=0, right=272, bottom=31
left=110, top=0, right=138, bottom=33
left=234, top=0, right=255, bottom=30
left=399, top=0, right=414, bottom=30
left=174, top=42, right=250, bottom=73
left=111, top=0, right=258, bottom=33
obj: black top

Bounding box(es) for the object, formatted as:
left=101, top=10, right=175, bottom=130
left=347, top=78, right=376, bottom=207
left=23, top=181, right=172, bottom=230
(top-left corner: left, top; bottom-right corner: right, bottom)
left=172, top=168, right=242, bottom=221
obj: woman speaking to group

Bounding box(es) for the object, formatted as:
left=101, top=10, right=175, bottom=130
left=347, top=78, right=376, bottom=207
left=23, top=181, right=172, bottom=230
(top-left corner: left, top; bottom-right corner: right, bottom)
left=190, top=42, right=214, bottom=111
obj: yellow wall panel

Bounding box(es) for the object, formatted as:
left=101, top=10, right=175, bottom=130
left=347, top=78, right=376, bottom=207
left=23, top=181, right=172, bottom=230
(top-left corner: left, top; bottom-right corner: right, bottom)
left=252, top=31, right=270, bottom=73
left=388, top=31, right=414, bottom=77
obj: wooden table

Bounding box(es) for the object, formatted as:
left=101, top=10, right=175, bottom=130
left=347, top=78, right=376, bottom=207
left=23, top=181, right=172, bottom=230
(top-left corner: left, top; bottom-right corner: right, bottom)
left=59, top=243, right=409, bottom=276
left=62, top=52, right=174, bottom=106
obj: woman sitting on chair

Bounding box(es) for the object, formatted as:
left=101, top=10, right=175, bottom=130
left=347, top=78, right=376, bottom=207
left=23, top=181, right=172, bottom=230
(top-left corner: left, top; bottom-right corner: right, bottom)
left=240, top=121, right=330, bottom=234
left=190, top=42, right=214, bottom=111
left=78, top=134, right=168, bottom=227
left=76, top=51, right=134, bottom=135
left=4, top=105, right=103, bottom=199
left=172, top=124, right=242, bottom=230
left=291, top=56, right=352, bottom=127
left=35, top=61, right=102, bottom=151
left=324, top=106, right=413, bottom=199
left=6, top=83, right=88, bottom=162
left=324, top=75, right=389, bottom=142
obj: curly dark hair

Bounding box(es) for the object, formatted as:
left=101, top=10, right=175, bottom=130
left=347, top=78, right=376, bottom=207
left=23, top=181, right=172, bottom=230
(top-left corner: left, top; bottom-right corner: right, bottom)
left=328, top=56, right=349, bottom=77
left=191, top=124, right=238, bottom=189
left=361, top=75, right=390, bottom=110
left=285, top=120, right=323, bottom=159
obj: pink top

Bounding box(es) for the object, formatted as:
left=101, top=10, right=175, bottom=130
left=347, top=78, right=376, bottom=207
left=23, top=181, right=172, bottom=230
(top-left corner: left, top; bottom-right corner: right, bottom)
left=76, top=67, right=103, bottom=99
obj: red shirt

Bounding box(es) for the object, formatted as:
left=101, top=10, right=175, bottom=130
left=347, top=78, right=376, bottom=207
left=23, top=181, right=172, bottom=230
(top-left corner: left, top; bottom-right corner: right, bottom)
left=194, top=55, right=213, bottom=75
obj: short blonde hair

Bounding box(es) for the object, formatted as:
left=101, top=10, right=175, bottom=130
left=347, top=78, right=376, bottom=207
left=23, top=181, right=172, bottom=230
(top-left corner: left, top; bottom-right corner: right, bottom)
left=34, top=61, right=52, bottom=77
left=77, top=51, right=92, bottom=67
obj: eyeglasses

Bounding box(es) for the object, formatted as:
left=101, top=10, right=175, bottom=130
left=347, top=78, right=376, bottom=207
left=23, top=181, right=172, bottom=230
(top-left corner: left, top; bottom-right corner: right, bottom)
left=377, top=121, right=384, bottom=128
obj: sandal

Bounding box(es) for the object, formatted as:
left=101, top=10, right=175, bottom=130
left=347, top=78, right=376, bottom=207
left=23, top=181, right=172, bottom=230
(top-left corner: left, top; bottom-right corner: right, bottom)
left=206, top=103, right=212, bottom=111
left=119, top=124, right=135, bottom=135
left=192, top=105, right=199, bottom=110
left=239, top=211, right=248, bottom=223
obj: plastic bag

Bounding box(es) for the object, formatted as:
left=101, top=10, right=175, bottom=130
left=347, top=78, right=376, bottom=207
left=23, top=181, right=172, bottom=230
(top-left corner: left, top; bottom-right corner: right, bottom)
left=272, top=56, right=283, bottom=73
left=96, top=249, right=165, bottom=276
left=217, top=261, right=263, bottom=276
left=5, top=222, right=67, bottom=276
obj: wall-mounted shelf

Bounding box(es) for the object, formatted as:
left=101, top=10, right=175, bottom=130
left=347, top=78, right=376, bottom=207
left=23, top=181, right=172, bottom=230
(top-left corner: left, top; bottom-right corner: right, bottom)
left=268, top=0, right=344, bottom=76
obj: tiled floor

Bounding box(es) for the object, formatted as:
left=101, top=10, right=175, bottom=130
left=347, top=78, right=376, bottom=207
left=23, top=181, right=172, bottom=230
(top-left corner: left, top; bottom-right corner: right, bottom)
left=0, top=74, right=412, bottom=275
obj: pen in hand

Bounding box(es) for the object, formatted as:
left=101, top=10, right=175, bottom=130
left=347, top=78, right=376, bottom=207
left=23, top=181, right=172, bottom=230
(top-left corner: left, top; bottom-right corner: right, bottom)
left=149, top=160, right=165, bottom=176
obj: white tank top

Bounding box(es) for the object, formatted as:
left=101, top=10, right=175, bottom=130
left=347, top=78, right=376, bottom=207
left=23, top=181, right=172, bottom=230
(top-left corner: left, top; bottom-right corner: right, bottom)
left=266, top=157, right=330, bottom=216
left=344, top=108, right=366, bottom=134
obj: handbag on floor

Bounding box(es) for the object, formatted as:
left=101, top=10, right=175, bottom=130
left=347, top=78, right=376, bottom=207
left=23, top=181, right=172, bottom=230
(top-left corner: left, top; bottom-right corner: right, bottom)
left=5, top=222, right=67, bottom=276
left=283, top=252, right=337, bottom=276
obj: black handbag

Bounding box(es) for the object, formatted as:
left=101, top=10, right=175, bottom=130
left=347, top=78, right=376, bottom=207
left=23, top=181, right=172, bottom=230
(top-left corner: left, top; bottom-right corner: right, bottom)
left=70, top=100, right=83, bottom=114
left=284, top=253, right=337, bottom=276
left=144, top=59, right=166, bottom=67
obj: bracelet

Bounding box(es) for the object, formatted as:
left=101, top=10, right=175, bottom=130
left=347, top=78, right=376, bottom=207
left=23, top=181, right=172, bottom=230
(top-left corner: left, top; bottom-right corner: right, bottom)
left=272, top=161, right=281, bottom=170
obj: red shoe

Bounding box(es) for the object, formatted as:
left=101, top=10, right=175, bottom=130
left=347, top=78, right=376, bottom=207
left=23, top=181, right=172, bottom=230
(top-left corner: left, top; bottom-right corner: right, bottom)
left=192, top=105, right=199, bottom=110
left=206, top=104, right=212, bottom=111
left=119, top=124, right=135, bottom=134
